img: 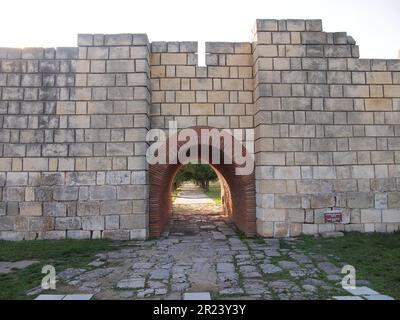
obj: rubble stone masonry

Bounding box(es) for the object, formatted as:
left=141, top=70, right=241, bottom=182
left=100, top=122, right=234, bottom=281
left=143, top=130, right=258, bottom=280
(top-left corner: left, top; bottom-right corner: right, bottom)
left=0, top=19, right=399, bottom=240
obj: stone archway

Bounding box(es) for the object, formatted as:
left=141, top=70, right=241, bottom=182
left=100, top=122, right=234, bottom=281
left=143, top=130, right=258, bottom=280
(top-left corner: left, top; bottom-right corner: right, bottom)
left=149, top=127, right=256, bottom=238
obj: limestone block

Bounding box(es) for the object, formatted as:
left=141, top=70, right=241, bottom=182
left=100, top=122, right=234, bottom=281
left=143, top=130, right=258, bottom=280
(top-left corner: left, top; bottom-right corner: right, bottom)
left=21, top=74, right=42, bottom=87
left=89, top=186, right=116, bottom=200
left=281, top=97, right=311, bottom=111
left=0, top=217, right=13, bottom=231
left=43, top=202, right=66, bottom=217
left=289, top=125, right=315, bottom=137
left=274, top=139, right=303, bottom=152
left=312, top=166, right=336, bottom=179
left=67, top=230, right=91, bottom=240
left=38, top=61, right=58, bottom=73
left=55, top=217, right=81, bottom=230
left=103, top=230, right=130, bottom=240
left=365, top=99, right=392, bottom=111
left=360, top=209, right=382, bottom=224
left=384, top=85, right=400, bottom=98
left=311, top=194, right=335, bottom=209
left=53, top=187, right=79, bottom=201
left=274, top=195, right=301, bottom=209
left=3, top=115, right=28, bottom=129
left=22, top=48, right=44, bottom=59
left=343, top=85, right=370, bottom=98
left=350, top=166, right=374, bottom=180
left=65, top=172, right=96, bottom=186
left=287, top=20, right=306, bottom=32
left=6, top=172, right=28, bottom=187
left=105, top=171, right=131, bottom=185
left=349, top=138, right=376, bottom=151
left=56, top=47, right=78, bottom=59
left=130, top=229, right=147, bottom=240
left=106, top=60, right=135, bottom=72
left=40, top=231, right=66, bottom=240
left=256, top=20, right=278, bottom=32
left=256, top=220, right=274, bottom=237
left=283, top=45, right=305, bottom=57
left=107, top=87, right=133, bottom=100
left=23, top=158, right=48, bottom=171
left=104, top=34, right=132, bottom=46
left=382, top=210, right=400, bottom=223
left=302, top=224, right=318, bottom=235
left=100, top=200, right=133, bottom=215
left=160, top=53, right=186, bottom=65
left=366, top=72, right=392, bottom=84
left=28, top=217, right=54, bottom=232
left=82, top=216, right=104, bottom=231
left=272, top=32, right=290, bottom=44
left=106, top=143, right=134, bottom=156
left=127, top=156, right=147, bottom=170
left=388, top=192, right=400, bottom=208
left=274, top=167, right=301, bottom=179
left=78, top=34, right=93, bottom=46
left=225, top=54, right=251, bottom=66
left=116, top=185, right=146, bottom=200
left=42, top=144, right=68, bottom=157
left=19, top=202, right=42, bottom=216
left=105, top=215, right=120, bottom=230
left=273, top=222, right=289, bottom=237
left=306, top=20, right=323, bottom=32
left=347, top=193, right=374, bottom=209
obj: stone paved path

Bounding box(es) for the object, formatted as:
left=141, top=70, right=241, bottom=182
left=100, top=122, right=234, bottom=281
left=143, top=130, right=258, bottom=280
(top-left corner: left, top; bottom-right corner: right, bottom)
left=173, top=182, right=215, bottom=205
left=41, top=185, right=355, bottom=300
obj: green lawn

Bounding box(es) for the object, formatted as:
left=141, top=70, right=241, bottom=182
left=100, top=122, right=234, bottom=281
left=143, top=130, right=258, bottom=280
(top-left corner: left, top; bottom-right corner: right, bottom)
left=205, top=181, right=222, bottom=205
left=0, top=240, right=116, bottom=300
left=290, top=232, right=400, bottom=299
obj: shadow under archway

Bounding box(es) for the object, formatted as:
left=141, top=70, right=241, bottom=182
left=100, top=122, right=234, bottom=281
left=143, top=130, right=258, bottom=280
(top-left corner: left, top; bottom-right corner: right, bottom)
left=149, top=127, right=256, bottom=238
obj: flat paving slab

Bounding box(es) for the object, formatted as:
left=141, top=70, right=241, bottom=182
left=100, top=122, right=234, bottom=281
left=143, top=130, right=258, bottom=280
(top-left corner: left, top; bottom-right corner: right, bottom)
left=35, top=294, right=93, bottom=300
left=364, top=294, right=394, bottom=301
left=35, top=295, right=65, bottom=300
left=345, top=286, right=379, bottom=296
left=63, top=294, right=93, bottom=300
left=183, top=292, right=211, bottom=300
left=333, top=296, right=364, bottom=300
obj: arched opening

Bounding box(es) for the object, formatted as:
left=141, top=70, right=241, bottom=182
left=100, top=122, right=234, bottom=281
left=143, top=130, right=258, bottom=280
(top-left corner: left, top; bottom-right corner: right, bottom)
left=170, top=164, right=226, bottom=236
left=149, top=127, right=256, bottom=238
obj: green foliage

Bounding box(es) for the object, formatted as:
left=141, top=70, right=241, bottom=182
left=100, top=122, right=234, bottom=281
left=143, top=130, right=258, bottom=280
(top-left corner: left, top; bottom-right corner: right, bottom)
left=174, top=163, right=217, bottom=191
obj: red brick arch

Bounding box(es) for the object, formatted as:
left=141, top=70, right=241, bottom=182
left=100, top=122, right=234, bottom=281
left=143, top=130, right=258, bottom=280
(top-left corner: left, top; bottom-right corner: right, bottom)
left=149, top=127, right=256, bottom=237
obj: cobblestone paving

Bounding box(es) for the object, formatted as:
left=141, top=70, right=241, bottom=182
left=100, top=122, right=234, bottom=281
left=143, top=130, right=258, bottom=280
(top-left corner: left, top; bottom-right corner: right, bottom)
left=49, top=186, right=353, bottom=300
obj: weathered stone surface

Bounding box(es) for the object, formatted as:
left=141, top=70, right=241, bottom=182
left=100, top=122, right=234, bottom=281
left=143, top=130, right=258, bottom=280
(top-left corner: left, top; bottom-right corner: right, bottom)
left=117, top=277, right=145, bottom=289
left=261, top=263, right=282, bottom=274
left=1, top=20, right=400, bottom=241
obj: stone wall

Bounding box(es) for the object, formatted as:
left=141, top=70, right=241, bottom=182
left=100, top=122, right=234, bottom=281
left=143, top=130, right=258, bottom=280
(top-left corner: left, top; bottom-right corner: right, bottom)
left=0, top=19, right=400, bottom=240
left=253, top=19, right=400, bottom=237
left=0, top=34, right=150, bottom=240
left=150, top=41, right=253, bottom=129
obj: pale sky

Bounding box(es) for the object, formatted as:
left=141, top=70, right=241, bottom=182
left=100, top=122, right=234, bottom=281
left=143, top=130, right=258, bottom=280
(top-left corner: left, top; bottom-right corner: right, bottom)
left=0, top=0, right=399, bottom=59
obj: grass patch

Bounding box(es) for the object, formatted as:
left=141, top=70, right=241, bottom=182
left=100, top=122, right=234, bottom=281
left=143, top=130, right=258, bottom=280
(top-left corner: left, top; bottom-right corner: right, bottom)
left=0, top=240, right=116, bottom=300
left=205, top=181, right=221, bottom=206
left=294, top=232, right=400, bottom=299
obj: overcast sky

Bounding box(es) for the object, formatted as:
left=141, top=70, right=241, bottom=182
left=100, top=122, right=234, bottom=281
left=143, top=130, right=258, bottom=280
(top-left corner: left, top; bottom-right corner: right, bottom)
left=0, top=0, right=399, bottom=59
